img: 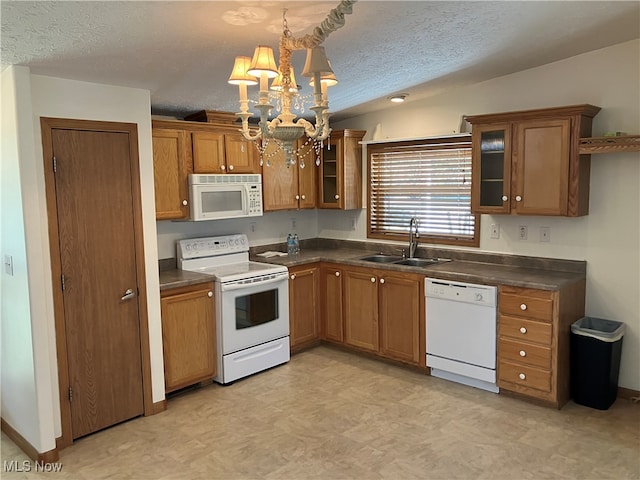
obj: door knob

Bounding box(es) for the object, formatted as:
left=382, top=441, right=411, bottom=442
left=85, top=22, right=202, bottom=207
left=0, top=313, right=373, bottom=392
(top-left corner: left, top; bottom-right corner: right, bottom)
left=121, top=288, right=135, bottom=301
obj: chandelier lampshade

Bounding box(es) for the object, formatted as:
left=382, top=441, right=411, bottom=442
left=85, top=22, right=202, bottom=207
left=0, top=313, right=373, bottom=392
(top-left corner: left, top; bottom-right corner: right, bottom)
left=247, top=46, right=279, bottom=78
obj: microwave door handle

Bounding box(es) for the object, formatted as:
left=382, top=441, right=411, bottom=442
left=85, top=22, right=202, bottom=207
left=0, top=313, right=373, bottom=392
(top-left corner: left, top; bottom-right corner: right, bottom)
left=220, top=275, right=287, bottom=292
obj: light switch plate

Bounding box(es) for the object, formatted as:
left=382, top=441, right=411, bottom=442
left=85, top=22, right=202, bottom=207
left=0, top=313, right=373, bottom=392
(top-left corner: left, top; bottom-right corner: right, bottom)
left=490, top=224, right=500, bottom=239
left=4, top=255, right=13, bottom=276
left=540, top=226, right=551, bottom=242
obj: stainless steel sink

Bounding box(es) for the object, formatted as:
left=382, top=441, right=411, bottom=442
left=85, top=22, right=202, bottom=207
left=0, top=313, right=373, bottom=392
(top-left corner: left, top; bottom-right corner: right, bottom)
left=359, top=254, right=404, bottom=263
left=394, top=258, right=441, bottom=267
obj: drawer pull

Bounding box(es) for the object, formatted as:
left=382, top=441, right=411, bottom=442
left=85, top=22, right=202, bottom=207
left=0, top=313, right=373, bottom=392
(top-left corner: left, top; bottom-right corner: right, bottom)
left=519, top=350, right=526, bottom=357
left=520, top=327, right=527, bottom=334
left=519, top=373, right=526, bottom=380
left=290, top=274, right=296, bottom=280
left=520, top=303, right=527, bottom=311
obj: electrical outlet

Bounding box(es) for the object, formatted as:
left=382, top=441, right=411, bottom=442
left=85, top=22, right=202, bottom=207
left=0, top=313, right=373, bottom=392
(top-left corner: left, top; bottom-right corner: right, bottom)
left=519, top=225, right=528, bottom=240
left=540, top=226, right=550, bottom=242
left=490, top=224, right=500, bottom=239
left=291, top=218, right=297, bottom=229
left=351, top=216, right=357, bottom=230
left=250, top=222, right=257, bottom=233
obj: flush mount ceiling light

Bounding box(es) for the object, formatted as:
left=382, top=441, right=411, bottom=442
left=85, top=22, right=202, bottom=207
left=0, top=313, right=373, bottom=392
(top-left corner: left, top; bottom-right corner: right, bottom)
left=388, top=93, right=409, bottom=103
left=229, top=1, right=357, bottom=167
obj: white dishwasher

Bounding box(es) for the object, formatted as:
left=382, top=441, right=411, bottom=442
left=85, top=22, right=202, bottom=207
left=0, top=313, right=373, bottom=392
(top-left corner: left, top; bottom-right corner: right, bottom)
left=425, top=278, right=499, bottom=393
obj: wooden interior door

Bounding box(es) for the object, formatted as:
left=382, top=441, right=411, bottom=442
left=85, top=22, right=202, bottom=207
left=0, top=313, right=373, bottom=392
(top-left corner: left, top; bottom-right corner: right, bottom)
left=52, top=128, right=144, bottom=439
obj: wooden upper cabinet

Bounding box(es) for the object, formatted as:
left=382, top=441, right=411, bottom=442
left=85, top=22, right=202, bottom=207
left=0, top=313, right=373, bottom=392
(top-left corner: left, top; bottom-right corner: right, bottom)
left=262, top=138, right=317, bottom=211
left=467, top=105, right=600, bottom=217
left=152, top=128, right=191, bottom=220
left=223, top=133, right=259, bottom=173
left=192, top=131, right=258, bottom=174
left=318, top=129, right=365, bottom=210
left=192, top=131, right=225, bottom=173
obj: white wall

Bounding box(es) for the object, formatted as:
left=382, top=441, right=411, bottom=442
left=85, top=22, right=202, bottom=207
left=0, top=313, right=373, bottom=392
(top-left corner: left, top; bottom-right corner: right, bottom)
left=157, top=210, right=318, bottom=259
left=326, top=40, right=640, bottom=391
left=1, top=66, right=56, bottom=453
left=1, top=69, right=165, bottom=451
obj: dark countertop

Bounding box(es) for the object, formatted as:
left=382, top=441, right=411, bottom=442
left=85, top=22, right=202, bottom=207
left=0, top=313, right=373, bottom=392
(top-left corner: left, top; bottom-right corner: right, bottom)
left=248, top=247, right=585, bottom=291
left=159, top=269, right=215, bottom=291
left=159, top=245, right=585, bottom=292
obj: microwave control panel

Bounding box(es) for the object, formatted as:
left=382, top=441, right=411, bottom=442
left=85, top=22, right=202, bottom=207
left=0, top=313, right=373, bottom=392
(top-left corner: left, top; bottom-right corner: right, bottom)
left=248, top=184, right=263, bottom=216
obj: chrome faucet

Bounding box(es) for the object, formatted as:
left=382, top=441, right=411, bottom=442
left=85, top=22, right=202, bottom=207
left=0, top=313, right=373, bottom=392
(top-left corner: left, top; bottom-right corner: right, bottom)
left=408, top=217, right=420, bottom=258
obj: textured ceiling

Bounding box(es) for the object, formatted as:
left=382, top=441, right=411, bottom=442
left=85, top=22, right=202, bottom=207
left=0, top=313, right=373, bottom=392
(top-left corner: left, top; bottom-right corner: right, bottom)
left=2, top=1, right=639, bottom=122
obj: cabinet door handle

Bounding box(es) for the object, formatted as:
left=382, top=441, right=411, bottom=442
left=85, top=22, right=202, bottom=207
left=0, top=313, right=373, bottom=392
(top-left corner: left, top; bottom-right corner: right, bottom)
left=520, top=327, right=527, bottom=334
left=515, top=195, right=522, bottom=202
left=220, top=165, right=226, bottom=171
left=519, top=350, right=526, bottom=357
left=502, top=195, right=508, bottom=202
left=301, top=194, right=306, bottom=200
left=228, top=165, right=234, bottom=171
left=334, top=194, right=340, bottom=200
left=208, top=291, right=213, bottom=298
left=182, top=199, right=188, bottom=206
left=520, top=303, right=527, bottom=311
left=519, top=373, right=526, bottom=380
left=335, top=271, right=340, bottom=277
left=370, top=277, right=376, bottom=283
left=295, top=194, right=300, bottom=200
left=379, top=278, right=385, bottom=284
left=290, top=274, right=296, bottom=280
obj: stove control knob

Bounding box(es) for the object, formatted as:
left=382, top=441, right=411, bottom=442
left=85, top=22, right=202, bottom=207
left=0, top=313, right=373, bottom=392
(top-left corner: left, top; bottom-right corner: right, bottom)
left=475, top=293, right=483, bottom=301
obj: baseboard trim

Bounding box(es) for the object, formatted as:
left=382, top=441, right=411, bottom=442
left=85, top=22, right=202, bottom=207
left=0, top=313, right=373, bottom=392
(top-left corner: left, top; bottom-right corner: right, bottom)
left=618, top=386, right=640, bottom=401
left=1, top=418, right=59, bottom=463
left=148, top=399, right=167, bottom=416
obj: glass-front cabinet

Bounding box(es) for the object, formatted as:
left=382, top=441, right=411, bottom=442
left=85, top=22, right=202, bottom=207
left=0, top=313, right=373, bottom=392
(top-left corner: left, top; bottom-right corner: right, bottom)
left=471, top=123, right=512, bottom=214
left=318, top=129, right=366, bottom=210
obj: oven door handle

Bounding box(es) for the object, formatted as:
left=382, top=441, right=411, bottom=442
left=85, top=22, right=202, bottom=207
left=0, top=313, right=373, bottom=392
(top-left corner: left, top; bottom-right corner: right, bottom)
left=220, top=274, right=287, bottom=292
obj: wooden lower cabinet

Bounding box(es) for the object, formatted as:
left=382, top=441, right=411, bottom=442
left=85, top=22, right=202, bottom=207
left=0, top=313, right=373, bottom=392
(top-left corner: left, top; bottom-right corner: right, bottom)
left=160, top=282, right=216, bottom=393
left=342, top=265, right=423, bottom=366
left=289, top=264, right=320, bottom=350
left=321, top=264, right=344, bottom=343
left=497, top=282, right=585, bottom=408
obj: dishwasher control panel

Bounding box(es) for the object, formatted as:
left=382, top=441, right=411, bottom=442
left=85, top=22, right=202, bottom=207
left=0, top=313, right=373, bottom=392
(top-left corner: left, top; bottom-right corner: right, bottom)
left=425, top=278, right=496, bottom=307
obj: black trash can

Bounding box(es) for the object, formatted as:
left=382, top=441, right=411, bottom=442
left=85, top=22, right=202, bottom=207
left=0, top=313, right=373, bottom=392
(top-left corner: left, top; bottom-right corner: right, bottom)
left=571, top=316, right=624, bottom=410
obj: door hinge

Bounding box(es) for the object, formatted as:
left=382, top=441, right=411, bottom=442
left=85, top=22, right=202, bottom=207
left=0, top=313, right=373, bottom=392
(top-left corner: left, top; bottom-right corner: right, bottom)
left=53, top=156, right=57, bottom=173
left=61, top=274, right=65, bottom=291
left=68, top=386, right=73, bottom=402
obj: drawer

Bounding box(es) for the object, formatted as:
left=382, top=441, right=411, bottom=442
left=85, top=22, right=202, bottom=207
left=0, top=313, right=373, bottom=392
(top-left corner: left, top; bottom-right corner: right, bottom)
left=499, top=291, right=553, bottom=322
left=499, top=315, right=552, bottom=345
left=499, top=337, right=551, bottom=369
left=498, top=360, right=551, bottom=393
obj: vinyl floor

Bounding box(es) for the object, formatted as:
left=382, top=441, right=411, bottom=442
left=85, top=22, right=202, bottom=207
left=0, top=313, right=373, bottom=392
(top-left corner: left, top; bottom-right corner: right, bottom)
left=2, top=346, right=639, bottom=479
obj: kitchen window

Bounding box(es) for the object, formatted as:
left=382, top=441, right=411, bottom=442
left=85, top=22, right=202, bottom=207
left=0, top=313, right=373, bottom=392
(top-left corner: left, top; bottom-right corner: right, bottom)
left=367, top=135, right=479, bottom=247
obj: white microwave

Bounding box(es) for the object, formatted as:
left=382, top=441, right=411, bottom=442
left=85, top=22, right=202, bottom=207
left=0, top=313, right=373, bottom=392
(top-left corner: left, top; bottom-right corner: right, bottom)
left=189, top=174, right=263, bottom=221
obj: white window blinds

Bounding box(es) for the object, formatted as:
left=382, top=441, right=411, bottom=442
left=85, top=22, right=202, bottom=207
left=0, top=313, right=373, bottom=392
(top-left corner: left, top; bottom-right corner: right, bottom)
left=368, top=136, right=477, bottom=246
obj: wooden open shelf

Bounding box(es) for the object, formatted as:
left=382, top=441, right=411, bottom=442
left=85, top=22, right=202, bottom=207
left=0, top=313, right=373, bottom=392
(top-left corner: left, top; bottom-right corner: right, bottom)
left=579, top=135, right=640, bottom=154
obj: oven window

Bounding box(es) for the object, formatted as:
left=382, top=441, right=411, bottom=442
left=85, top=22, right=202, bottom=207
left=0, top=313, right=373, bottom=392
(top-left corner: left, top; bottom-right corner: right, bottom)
left=202, top=190, right=243, bottom=213
left=235, top=289, right=279, bottom=329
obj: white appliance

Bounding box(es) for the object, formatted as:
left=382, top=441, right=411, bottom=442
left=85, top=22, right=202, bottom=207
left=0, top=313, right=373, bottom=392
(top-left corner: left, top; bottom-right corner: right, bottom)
left=178, top=234, right=289, bottom=384
left=425, top=278, right=499, bottom=393
left=189, top=174, right=263, bottom=221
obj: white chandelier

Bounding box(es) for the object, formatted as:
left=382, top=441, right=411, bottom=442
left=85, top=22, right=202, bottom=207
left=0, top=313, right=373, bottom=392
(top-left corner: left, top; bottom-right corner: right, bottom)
left=228, top=0, right=357, bottom=167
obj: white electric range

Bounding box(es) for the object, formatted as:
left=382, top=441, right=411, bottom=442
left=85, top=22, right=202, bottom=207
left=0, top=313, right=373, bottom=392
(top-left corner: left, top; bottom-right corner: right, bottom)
left=177, top=234, right=290, bottom=384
